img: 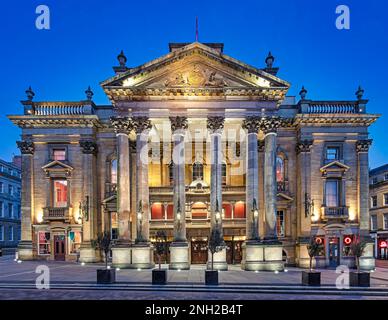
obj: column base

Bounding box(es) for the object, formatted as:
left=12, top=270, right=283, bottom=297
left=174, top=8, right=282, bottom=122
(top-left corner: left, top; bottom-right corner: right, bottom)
left=79, top=242, right=98, bottom=263
left=130, top=242, right=155, bottom=269
left=295, top=243, right=311, bottom=269
left=207, top=247, right=228, bottom=271
left=169, top=242, right=190, bottom=270
left=241, top=240, right=284, bottom=271
left=111, top=241, right=132, bottom=268
left=17, top=241, right=34, bottom=260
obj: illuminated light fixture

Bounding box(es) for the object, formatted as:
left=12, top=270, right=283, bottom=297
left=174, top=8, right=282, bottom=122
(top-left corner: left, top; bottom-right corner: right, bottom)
left=274, top=270, right=279, bottom=274
left=344, top=236, right=353, bottom=245
left=116, top=268, right=120, bottom=271
left=107, top=266, right=111, bottom=270
left=17, top=260, right=22, bottom=264
left=284, top=269, right=288, bottom=273
left=36, top=211, right=44, bottom=224
left=81, top=262, right=85, bottom=266
left=379, top=240, right=387, bottom=248
left=137, top=268, right=141, bottom=271
left=176, top=213, right=181, bottom=221
left=255, top=270, right=259, bottom=273
left=177, top=269, right=181, bottom=272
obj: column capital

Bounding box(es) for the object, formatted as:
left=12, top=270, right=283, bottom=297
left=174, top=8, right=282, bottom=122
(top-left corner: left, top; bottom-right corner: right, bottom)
left=207, top=116, right=225, bottom=134
left=242, top=116, right=261, bottom=134
left=296, top=139, right=314, bottom=154
left=79, top=140, right=98, bottom=155
left=260, top=116, right=281, bottom=135
left=110, top=116, right=133, bottom=134
left=132, top=116, right=152, bottom=134
left=170, top=116, right=188, bottom=132
left=356, top=139, right=373, bottom=153
left=17, top=140, right=34, bottom=154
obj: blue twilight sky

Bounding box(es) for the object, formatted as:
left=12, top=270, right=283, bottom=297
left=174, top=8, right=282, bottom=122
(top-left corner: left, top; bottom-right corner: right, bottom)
left=0, top=0, right=387, bottom=168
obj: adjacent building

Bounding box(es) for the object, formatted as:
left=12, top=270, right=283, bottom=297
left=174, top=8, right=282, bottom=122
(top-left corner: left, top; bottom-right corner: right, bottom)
left=8, top=42, right=379, bottom=270
left=0, top=156, right=21, bottom=254
left=369, top=164, right=388, bottom=260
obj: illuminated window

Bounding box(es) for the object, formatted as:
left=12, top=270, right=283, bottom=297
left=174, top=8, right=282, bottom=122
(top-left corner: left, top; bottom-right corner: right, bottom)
left=168, top=162, right=174, bottom=185
left=325, top=180, right=340, bottom=207
left=68, top=231, right=81, bottom=254
left=222, top=203, right=232, bottom=219
left=234, top=201, right=246, bottom=219
left=151, top=203, right=164, bottom=220
left=276, top=157, right=285, bottom=182
left=53, top=180, right=68, bottom=207
left=111, top=212, right=118, bottom=240
left=52, top=149, right=66, bottom=161
left=276, top=210, right=285, bottom=237
left=222, top=162, right=227, bottom=186
left=191, top=202, right=208, bottom=219
left=38, top=231, right=51, bottom=255
left=166, top=204, right=174, bottom=220
left=192, top=162, right=204, bottom=181
left=111, top=159, right=117, bottom=184
left=326, top=147, right=340, bottom=161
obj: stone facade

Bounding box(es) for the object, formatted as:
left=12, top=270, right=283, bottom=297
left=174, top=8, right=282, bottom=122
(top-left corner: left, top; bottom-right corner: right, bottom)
left=8, top=42, right=379, bottom=270
left=0, top=157, right=21, bottom=255
left=369, top=164, right=388, bottom=260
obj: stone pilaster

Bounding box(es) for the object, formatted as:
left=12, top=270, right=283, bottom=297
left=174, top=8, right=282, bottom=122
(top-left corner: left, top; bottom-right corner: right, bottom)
left=110, top=117, right=132, bottom=268
left=79, top=140, right=98, bottom=263
left=169, top=116, right=190, bottom=270
left=207, top=116, right=227, bottom=270
left=261, top=117, right=281, bottom=241
left=132, top=116, right=154, bottom=269
left=16, top=140, right=35, bottom=260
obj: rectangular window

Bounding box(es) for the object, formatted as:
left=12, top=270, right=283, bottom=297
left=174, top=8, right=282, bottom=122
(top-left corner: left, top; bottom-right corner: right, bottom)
left=385, top=174, right=388, bottom=181
left=53, top=180, right=68, bottom=207
left=0, top=201, right=3, bottom=217
left=0, top=182, right=3, bottom=193
left=326, top=147, right=340, bottom=161
left=373, top=177, right=378, bottom=184
left=384, top=194, right=388, bottom=206
left=8, top=203, right=13, bottom=218
left=384, top=214, right=388, bottom=230
left=0, top=225, right=3, bottom=241
left=38, top=232, right=51, bottom=255
left=8, top=185, right=14, bottom=196
left=276, top=210, right=285, bottom=237
left=68, top=231, right=82, bottom=254
left=111, top=212, right=118, bottom=240
left=52, top=149, right=66, bottom=161
left=326, top=180, right=339, bottom=207
left=8, top=226, right=13, bottom=241
left=371, top=215, right=378, bottom=231
left=17, top=188, right=21, bottom=198
left=371, top=196, right=378, bottom=208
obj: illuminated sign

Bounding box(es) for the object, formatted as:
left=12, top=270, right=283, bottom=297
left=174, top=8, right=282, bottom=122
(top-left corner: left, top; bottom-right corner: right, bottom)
left=344, top=236, right=353, bottom=245
left=380, top=240, right=387, bottom=248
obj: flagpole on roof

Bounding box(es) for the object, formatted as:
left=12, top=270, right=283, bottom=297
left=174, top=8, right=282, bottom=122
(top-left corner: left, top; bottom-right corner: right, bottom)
left=195, top=16, right=198, bottom=42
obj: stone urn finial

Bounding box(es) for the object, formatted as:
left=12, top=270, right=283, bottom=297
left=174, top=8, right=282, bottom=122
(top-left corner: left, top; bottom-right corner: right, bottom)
left=25, top=86, right=35, bottom=101
left=117, top=50, right=127, bottom=67
left=85, top=86, right=94, bottom=101
left=355, top=85, right=364, bottom=100
left=265, top=51, right=275, bottom=68
left=299, top=86, right=307, bottom=100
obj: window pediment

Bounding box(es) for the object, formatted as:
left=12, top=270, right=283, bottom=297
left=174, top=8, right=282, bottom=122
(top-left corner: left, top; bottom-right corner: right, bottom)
left=42, top=160, right=73, bottom=177
left=320, top=161, right=349, bottom=177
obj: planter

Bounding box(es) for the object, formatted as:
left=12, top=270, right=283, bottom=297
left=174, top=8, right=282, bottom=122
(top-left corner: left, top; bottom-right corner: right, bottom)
left=205, top=270, right=219, bottom=285
left=350, top=272, right=370, bottom=287
left=97, top=269, right=116, bottom=284
left=302, top=271, right=321, bottom=286
left=152, top=269, right=167, bottom=285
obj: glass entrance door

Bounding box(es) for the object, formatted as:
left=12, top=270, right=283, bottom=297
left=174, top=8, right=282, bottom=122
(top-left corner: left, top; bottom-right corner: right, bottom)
left=54, top=235, right=66, bottom=261
left=328, top=237, right=340, bottom=267
left=191, top=240, right=208, bottom=264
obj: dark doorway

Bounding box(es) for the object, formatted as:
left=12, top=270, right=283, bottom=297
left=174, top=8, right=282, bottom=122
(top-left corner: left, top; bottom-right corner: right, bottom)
left=226, top=239, right=243, bottom=264
left=191, top=240, right=208, bottom=264
left=328, top=237, right=340, bottom=267
left=54, top=235, right=66, bottom=261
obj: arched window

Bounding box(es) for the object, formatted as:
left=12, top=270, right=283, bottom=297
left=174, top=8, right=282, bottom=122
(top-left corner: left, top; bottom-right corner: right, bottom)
left=276, top=157, right=284, bottom=183
left=192, top=162, right=204, bottom=181
left=168, top=162, right=174, bottom=185
left=111, top=159, right=118, bottom=184
left=222, top=162, right=227, bottom=186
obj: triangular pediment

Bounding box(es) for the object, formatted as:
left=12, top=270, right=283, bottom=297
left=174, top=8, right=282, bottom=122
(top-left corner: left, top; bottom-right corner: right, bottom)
left=320, top=161, right=350, bottom=172
left=277, top=193, right=293, bottom=202
left=101, top=42, right=290, bottom=101
left=42, top=161, right=73, bottom=176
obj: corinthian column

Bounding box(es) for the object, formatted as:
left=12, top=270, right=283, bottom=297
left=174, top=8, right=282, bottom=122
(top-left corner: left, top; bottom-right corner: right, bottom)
left=16, top=139, right=35, bottom=260
left=261, top=116, right=281, bottom=241
left=169, top=116, right=190, bottom=270
left=131, top=116, right=154, bottom=269
left=79, top=140, right=98, bottom=263
left=207, top=116, right=227, bottom=270
left=110, top=117, right=132, bottom=268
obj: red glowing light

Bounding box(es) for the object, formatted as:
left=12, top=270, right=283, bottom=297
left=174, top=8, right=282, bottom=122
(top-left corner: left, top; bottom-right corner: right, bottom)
left=315, top=237, right=323, bottom=245
left=380, top=241, right=387, bottom=248
left=344, top=236, right=352, bottom=245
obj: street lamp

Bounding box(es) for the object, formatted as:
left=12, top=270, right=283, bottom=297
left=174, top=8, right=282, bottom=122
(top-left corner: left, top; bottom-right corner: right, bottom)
left=251, top=198, right=259, bottom=240
left=215, top=199, right=221, bottom=226
left=176, top=199, right=182, bottom=234
left=137, top=200, right=143, bottom=242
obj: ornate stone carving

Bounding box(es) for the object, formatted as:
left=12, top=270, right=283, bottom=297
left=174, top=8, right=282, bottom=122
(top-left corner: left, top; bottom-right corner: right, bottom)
left=169, top=116, right=188, bottom=132
left=132, top=116, right=152, bottom=134
left=260, top=116, right=282, bottom=134
left=207, top=116, right=225, bottom=133
left=110, top=116, right=133, bottom=134
left=79, top=140, right=98, bottom=154
left=356, top=139, right=372, bottom=152
left=296, top=140, right=314, bottom=154
left=242, top=116, right=261, bottom=134
left=17, top=140, right=34, bottom=154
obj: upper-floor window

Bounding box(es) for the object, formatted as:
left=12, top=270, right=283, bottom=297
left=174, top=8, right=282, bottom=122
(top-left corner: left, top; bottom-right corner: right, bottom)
left=8, top=203, right=13, bottom=218
left=372, top=177, right=378, bottom=184
left=276, top=157, right=285, bottom=182
left=0, top=225, right=3, bottom=241
left=385, top=174, right=388, bottom=181
left=110, top=159, right=117, bottom=184
left=325, top=179, right=340, bottom=207
left=371, top=196, right=378, bottom=208
left=8, top=226, right=13, bottom=241
left=0, top=201, right=3, bottom=217
left=8, top=185, right=13, bottom=196
left=52, top=149, right=66, bottom=161
left=192, top=162, right=204, bottom=181
left=326, top=146, right=340, bottom=161
left=17, top=205, right=21, bottom=219
left=384, top=194, right=388, bottom=206
left=168, top=162, right=174, bottom=185
left=371, top=215, right=378, bottom=231
left=0, top=182, right=3, bottom=193
left=53, top=179, right=68, bottom=207
left=276, top=210, right=285, bottom=237
left=17, top=187, right=21, bottom=198
left=222, top=162, right=227, bottom=186
left=384, top=214, right=388, bottom=230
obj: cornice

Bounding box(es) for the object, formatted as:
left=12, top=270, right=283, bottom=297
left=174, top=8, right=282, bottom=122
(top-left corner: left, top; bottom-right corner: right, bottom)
left=8, top=115, right=101, bottom=129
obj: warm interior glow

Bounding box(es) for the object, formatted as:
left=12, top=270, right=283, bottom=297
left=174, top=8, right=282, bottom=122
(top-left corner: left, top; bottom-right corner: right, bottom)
left=36, top=211, right=43, bottom=223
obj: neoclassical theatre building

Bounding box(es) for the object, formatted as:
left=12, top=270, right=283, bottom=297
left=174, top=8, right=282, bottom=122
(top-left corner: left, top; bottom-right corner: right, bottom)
left=9, top=42, right=378, bottom=270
